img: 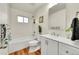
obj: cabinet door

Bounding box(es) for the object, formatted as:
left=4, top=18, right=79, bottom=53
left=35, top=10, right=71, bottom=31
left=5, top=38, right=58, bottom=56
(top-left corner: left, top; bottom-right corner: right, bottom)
left=47, top=39, right=58, bottom=55
left=59, top=43, right=79, bottom=55
left=40, top=37, right=48, bottom=55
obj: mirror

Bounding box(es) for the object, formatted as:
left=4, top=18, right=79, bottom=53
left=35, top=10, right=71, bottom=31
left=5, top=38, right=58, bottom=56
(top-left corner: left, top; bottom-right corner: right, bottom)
left=48, top=3, right=66, bottom=37
left=48, top=3, right=79, bottom=40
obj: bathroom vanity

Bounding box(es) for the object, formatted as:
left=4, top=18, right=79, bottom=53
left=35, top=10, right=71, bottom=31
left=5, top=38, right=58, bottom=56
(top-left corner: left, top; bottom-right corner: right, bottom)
left=40, top=34, right=79, bottom=55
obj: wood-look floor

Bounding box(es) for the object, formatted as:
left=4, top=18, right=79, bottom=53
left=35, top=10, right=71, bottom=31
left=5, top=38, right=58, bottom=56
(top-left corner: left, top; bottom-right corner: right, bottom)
left=9, top=48, right=41, bottom=55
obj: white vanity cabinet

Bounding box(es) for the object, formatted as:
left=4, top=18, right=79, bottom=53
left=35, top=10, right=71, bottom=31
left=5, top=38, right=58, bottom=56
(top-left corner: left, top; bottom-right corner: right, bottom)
left=40, top=34, right=79, bottom=55
left=46, top=39, right=58, bottom=55
left=40, top=37, right=58, bottom=55
left=59, top=43, right=79, bottom=55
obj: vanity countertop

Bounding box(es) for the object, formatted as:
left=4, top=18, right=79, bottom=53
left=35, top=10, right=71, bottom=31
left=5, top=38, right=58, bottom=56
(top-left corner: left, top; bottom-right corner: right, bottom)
left=40, top=34, right=79, bottom=49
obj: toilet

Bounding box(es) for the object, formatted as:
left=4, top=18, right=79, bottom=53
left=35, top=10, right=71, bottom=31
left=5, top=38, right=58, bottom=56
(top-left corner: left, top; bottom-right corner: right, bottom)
left=28, top=39, right=41, bottom=53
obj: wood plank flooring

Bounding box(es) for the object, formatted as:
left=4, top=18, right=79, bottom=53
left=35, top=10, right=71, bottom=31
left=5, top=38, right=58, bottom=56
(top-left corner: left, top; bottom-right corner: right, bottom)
left=9, top=48, right=41, bottom=55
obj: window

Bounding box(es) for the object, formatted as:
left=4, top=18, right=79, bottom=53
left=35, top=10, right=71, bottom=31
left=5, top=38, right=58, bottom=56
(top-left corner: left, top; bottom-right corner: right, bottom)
left=17, top=16, right=23, bottom=23
left=24, top=17, right=28, bottom=23
left=17, top=16, right=28, bottom=23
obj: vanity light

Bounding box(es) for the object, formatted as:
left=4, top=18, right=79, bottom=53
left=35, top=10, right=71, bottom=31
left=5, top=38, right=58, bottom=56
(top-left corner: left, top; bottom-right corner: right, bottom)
left=48, top=3, right=58, bottom=9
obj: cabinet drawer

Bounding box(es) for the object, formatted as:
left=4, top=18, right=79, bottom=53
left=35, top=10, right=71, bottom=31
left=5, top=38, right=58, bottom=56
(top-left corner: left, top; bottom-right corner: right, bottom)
left=59, top=43, right=79, bottom=55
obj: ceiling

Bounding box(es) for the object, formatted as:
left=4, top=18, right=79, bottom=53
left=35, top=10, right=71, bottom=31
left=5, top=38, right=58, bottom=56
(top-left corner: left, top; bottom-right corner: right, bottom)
left=10, top=3, right=46, bottom=13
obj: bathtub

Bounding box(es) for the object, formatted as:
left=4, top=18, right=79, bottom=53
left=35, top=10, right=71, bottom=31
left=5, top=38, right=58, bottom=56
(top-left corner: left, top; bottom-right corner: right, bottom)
left=8, top=36, right=34, bottom=53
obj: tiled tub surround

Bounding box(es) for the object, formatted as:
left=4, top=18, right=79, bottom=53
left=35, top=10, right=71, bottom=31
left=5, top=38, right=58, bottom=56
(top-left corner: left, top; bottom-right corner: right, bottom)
left=8, top=36, right=40, bottom=54
left=40, top=34, right=79, bottom=55
left=0, top=36, right=34, bottom=55
left=8, top=36, right=34, bottom=54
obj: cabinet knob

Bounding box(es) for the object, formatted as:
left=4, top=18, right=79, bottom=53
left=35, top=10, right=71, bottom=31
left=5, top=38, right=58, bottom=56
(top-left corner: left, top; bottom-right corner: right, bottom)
left=66, top=50, right=69, bottom=53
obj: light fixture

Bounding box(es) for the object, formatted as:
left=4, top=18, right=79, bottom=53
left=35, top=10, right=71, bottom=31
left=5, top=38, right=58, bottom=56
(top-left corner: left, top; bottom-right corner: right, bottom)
left=48, top=3, right=58, bottom=8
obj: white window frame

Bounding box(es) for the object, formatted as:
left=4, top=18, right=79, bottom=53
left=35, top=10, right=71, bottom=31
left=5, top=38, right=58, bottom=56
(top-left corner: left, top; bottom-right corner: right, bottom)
left=17, top=15, right=29, bottom=23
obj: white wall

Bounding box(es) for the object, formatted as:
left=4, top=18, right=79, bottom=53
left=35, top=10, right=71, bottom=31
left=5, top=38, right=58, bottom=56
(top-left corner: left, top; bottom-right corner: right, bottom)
left=0, top=3, right=9, bottom=24
left=10, top=8, right=33, bottom=39
left=33, top=4, right=49, bottom=35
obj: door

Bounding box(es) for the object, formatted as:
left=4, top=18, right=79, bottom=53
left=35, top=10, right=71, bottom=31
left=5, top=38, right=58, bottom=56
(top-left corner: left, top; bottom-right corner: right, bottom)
left=47, top=39, right=58, bottom=55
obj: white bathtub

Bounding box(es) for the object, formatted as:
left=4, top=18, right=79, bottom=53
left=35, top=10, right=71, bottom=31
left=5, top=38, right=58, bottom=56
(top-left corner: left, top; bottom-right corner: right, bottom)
left=8, top=36, right=34, bottom=53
